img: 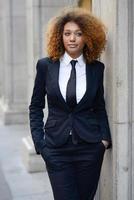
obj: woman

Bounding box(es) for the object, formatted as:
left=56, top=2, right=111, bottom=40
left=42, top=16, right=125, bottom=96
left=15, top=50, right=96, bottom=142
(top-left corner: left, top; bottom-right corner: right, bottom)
left=29, top=7, right=112, bottom=200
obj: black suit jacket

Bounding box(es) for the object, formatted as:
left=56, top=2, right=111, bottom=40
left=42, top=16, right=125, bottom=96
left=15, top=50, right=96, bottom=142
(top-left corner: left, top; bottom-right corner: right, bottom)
left=29, top=57, right=112, bottom=154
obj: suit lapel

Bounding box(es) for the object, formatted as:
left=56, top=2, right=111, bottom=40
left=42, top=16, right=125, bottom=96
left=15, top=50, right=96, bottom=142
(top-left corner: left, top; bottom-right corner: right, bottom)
left=74, top=63, right=92, bottom=110
left=47, top=59, right=93, bottom=111
left=47, top=59, right=70, bottom=111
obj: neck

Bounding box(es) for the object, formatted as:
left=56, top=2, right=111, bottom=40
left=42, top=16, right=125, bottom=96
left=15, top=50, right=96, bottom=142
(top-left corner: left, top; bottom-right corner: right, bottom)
left=66, top=51, right=82, bottom=59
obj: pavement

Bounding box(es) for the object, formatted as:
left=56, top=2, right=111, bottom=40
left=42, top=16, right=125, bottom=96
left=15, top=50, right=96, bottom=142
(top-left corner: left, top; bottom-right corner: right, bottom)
left=0, top=123, right=53, bottom=200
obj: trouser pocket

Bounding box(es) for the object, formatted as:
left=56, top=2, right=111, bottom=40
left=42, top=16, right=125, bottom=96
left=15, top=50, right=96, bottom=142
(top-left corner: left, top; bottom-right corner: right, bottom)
left=40, top=145, right=50, bottom=162
left=100, top=141, right=106, bottom=150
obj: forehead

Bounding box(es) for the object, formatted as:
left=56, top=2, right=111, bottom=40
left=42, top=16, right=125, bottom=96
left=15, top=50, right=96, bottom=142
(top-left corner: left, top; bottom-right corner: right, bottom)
left=63, top=21, right=81, bottom=31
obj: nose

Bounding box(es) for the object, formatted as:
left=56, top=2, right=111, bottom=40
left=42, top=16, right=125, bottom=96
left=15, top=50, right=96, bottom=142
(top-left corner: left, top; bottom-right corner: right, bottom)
left=70, top=33, right=76, bottom=41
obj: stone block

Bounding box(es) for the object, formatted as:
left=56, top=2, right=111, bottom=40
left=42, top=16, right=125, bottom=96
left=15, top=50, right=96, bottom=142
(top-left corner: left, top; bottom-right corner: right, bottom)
left=2, top=0, right=10, bottom=17
left=12, top=16, right=27, bottom=64
left=21, top=136, right=46, bottom=173
left=0, top=108, right=28, bottom=125
left=40, top=0, right=78, bottom=7
left=12, top=0, right=26, bottom=16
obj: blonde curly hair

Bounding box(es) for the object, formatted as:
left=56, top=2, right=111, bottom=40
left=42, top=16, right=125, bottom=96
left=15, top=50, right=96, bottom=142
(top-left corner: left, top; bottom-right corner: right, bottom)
left=45, top=7, right=107, bottom=63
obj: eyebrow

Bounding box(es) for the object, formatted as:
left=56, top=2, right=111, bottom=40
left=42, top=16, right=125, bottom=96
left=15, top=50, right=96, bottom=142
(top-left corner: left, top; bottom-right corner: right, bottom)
left=63, top=29, right=82, bottom=32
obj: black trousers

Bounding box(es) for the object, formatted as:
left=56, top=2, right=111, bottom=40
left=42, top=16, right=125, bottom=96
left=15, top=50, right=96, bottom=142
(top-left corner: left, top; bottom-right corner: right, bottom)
left=41, top=135, right=106, bottom=200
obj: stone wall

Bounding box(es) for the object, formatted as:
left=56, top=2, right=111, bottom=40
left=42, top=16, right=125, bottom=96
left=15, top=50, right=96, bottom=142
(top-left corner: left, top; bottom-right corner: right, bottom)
left=93, top=0, right=134, bottom=199
left=0, top=0, right=28, bottom=124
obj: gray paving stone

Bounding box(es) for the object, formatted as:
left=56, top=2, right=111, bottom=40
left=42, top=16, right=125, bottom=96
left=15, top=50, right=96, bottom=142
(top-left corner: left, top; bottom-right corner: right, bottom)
left=0, top=163, right=12, bottom=200
left=0, top=124, right=53, bottom=200
left=13, top=192, right=52, bottom=200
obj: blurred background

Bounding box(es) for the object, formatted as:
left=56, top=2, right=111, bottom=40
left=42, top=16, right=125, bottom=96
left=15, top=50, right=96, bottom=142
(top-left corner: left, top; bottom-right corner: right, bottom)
left=0, top=0, right=133, bottom=200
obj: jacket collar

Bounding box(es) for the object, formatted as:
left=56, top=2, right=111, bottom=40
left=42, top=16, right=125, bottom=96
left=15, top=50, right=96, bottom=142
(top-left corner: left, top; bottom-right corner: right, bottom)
left=60, top=52, right=85, bottom=67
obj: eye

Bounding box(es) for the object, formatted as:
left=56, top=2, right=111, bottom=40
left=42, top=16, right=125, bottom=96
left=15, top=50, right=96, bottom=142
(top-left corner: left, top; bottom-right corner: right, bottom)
left=64, top=32, right=70, bottom=36
left=75, top=32, right=83, bottom=36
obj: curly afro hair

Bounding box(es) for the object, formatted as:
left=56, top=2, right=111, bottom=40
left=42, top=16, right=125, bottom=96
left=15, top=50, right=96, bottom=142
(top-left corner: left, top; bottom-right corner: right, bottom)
left=45, top=7, right=107, bottom=63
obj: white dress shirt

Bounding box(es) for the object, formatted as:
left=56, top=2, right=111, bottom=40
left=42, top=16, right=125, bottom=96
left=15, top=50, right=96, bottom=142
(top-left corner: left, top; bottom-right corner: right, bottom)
left=59, top=52, right=86, bottom=104
left=59, top=52, right=87, bottom=135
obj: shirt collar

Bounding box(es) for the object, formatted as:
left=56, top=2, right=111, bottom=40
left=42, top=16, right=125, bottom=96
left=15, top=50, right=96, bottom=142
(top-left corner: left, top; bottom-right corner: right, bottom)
left=60, top=52, right=85, bottom=67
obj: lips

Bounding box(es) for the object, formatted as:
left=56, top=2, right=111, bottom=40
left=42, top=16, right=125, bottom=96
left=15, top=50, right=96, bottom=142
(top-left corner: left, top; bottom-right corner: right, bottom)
left=68, top=44, right=77, bottom=48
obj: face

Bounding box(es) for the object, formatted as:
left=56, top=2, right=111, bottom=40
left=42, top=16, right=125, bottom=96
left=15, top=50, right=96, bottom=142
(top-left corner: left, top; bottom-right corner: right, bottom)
left=62, top=21, right=85, bottom=58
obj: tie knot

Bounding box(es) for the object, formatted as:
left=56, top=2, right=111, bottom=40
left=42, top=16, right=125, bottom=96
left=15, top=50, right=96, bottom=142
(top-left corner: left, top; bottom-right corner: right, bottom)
left=70, top=60, right=77, bottom=68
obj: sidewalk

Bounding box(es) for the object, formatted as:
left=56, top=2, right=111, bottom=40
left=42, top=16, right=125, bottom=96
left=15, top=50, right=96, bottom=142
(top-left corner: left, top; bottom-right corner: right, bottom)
left=0, top=163, right=12, bottom=200
left=0, top=123, right=53, bottom=200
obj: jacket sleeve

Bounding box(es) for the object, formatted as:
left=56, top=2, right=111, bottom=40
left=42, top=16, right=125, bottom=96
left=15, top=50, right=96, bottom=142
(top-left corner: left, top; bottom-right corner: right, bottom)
left=94, top=63, right=112, bottom=149
left=29, top=59, right=47, bottom=154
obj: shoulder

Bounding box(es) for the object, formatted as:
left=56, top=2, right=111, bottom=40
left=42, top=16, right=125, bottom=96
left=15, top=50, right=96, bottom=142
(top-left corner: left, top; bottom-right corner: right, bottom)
left=37, top=57, right=59, bottom=67
left=88, top=60, right=106, bottom=82
left=89, top=60, right=105, bottom=75
left=37, top=57, right=52, bottom=66
left=36, top=57, right=53, bottom=72
left=92, top=60, right=105, bottom=69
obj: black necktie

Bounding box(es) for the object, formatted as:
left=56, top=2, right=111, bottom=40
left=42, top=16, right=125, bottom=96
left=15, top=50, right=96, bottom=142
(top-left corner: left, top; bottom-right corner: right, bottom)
left=66, top=60, right=77, bottom=110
